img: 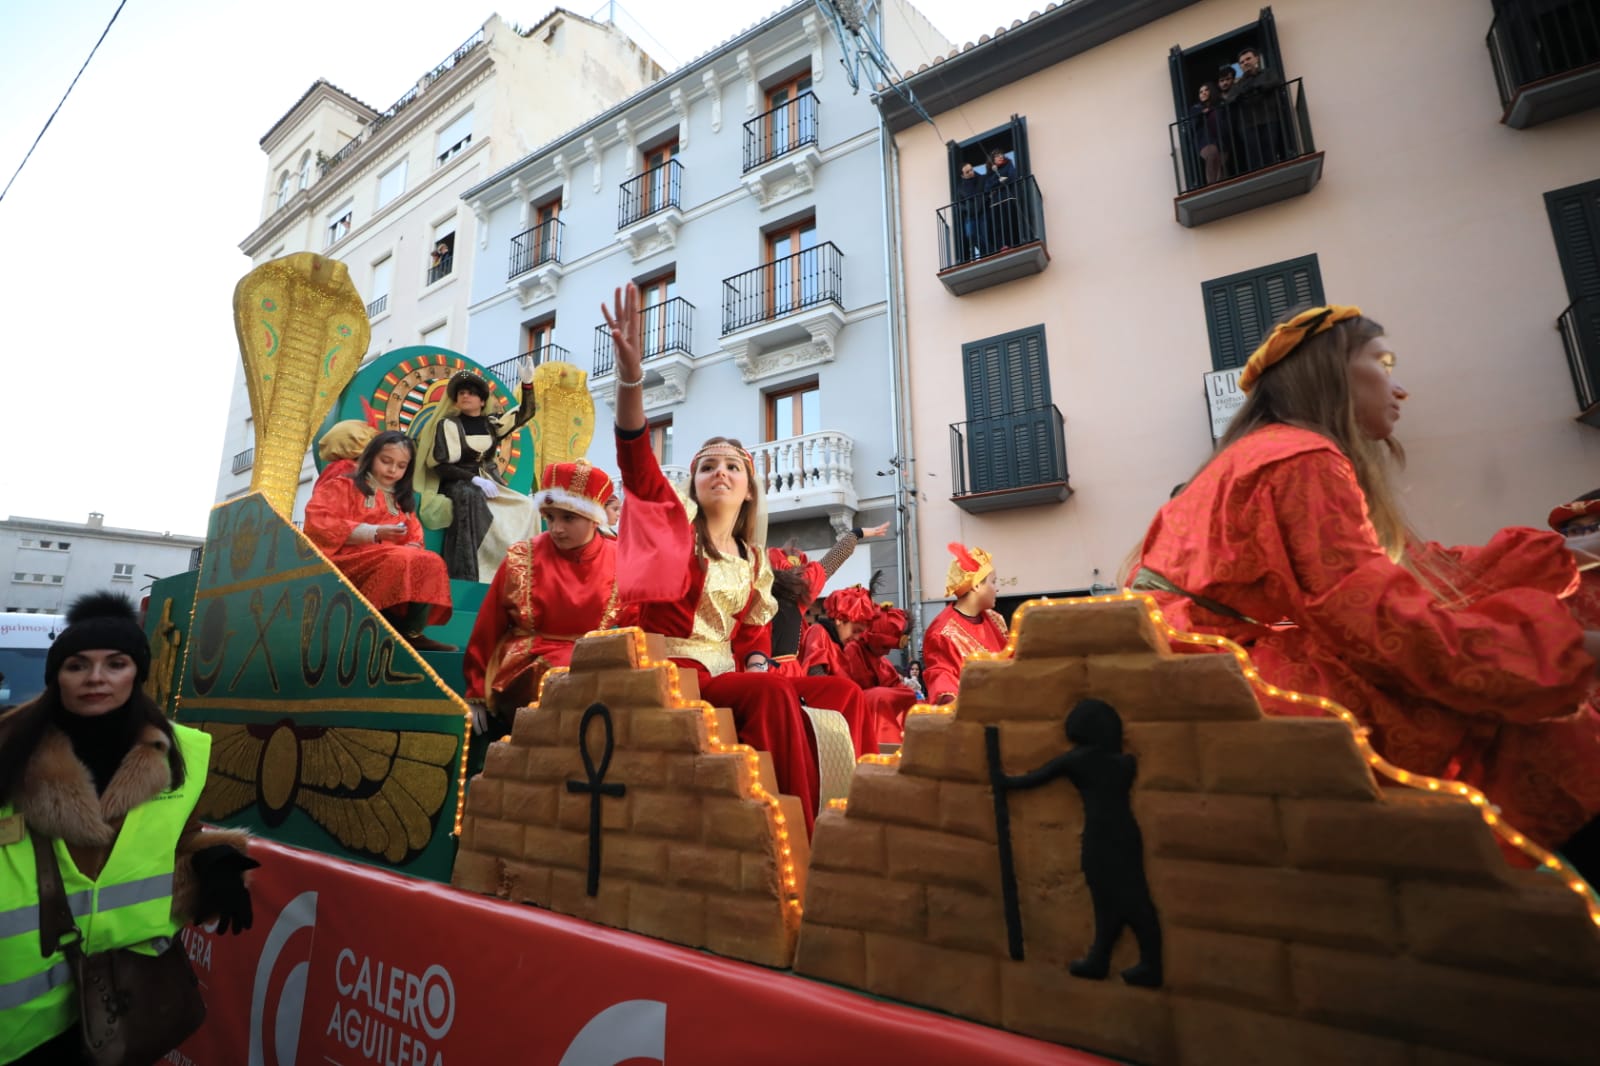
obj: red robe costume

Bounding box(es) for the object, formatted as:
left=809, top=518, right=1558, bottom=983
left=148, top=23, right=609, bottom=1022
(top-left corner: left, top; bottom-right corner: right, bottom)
left=843, top=609, right=917, bottom=745
left=463, top=533, right=624, bottom=710
left=767, top=534, right=861, bottom=677
left=615, top=428, right=825, bottom=833
left=303, top=476, right=451, bottom=624
left=1136, top=424, right=1600, bottom=850
left=922, top=605, right=1009, bottom=705
left=795, top=622, right=875, bottom=757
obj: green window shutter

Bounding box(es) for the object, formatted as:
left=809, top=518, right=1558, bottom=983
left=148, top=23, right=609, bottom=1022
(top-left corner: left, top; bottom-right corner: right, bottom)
left=1545, top=179, right=1600, bottom=304
left=1201, top=254, right=1324, bottom=370
left=961, top=326, right=1051, bottom=492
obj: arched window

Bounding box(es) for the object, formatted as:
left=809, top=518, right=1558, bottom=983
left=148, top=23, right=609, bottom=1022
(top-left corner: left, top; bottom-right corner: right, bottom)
left=298, top=151, right=313, bottom=190
left=275, top=172, right=291, bottom=208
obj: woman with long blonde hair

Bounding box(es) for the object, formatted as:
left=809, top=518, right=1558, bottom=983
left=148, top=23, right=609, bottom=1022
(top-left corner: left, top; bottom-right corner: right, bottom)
left=1131, top=305, right=1600, bottom=880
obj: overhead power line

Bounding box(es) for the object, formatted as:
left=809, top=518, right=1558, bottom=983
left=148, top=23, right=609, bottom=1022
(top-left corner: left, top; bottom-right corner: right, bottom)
left=0, top=0, right=130, bottom=206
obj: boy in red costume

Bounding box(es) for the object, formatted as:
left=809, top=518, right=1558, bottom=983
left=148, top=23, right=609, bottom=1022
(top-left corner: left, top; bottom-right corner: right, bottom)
left=464, top=459, right=626, bottom=730
left=922, top=542, right=1008, bottom=705
left=843, top=602, right=918, bottom=745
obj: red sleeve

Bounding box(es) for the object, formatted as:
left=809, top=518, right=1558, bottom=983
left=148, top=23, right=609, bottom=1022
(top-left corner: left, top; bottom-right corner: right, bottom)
left=615, top=428, right=694, bottom=603
left=732, top=619, right=773, bottom=668
left=922, top=626, right=962, bottom=704
left=839, top=639, right=876, bottom=687
left=463, top=559, right=513, bottom=700
left=1274, top=452, right=1592, bottom=722
left=1410, top=527, right=1580, bottom=602
left=404, top=510, right=424, bottom=546
left=303, top=478, right=362, bottom=554
left=800, top=624, right=835, bottom=674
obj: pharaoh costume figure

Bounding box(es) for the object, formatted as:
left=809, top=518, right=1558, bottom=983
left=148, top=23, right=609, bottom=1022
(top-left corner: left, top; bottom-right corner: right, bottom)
left=464, top=461, right=626, bottom=719
left=422, top=370, right=539, bottom=581
left=922, top=543, right=1008, bottom=706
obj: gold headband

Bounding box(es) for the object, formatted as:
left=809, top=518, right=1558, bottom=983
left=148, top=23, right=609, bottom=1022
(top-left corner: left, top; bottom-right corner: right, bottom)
left=1237, top=305, right=1363, bottom=393
left=692, top=443, right=753, bottom=468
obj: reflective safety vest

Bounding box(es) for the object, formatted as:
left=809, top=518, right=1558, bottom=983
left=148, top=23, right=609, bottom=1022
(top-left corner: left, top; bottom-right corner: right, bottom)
left=0, top=724, right=209, bottom=1062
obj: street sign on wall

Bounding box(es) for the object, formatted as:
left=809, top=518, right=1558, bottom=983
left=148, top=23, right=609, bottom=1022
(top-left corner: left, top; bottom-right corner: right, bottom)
left=1204, top=368, right=1244, bottom=441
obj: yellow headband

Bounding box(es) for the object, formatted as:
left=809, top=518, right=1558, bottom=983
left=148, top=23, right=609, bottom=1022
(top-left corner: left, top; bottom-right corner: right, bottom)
left=1237, top=305, right=1363, bottom=393
left=692, top=443, right=754, bottom=469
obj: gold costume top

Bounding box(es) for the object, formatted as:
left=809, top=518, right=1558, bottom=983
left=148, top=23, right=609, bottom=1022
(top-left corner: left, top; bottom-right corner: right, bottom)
left=663, top=551, right=777, bottom=677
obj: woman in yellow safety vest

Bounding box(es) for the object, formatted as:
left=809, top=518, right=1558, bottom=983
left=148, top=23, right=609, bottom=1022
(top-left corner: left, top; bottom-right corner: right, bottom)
left=0, top=592, right=256, bottom=1065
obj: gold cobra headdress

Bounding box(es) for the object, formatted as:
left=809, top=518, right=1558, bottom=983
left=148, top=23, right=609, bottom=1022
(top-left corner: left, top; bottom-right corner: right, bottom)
left=945, top=541, right=994, bottom=599
left=1237, top=305, right=1363, bottom=394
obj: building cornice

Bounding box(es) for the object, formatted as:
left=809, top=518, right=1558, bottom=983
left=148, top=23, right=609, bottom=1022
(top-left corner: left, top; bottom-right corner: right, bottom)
left=260, top=80, right=379, bottom=153
left=876, top=0, right=1201, bottom=132
left=1, top=517, right=204, bottom=545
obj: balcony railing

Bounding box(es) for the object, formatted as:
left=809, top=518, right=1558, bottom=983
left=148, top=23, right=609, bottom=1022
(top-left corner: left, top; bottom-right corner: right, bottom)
left=593, top=297, right=695, bottom=378
left=722, top=243, right=844, bottom=335
left=619, top=159, right=683, bottom=229
left=365, top=294, right=388, bottom=318
left=508, top=218, right=564, bottom=278
left=1169, top=77, right=1317, bottom=195
left=743, top=92, right=819, bottom=172
left=949, top=404, right=1070, bottom=512
left=751, top=431, right=855, bottom=505
left=483, top=343, right=570, bottom=387
left=1560, top=297, right=1600, bottom=424
left=427, top=254, right=453, bottom=285
left=935, top=175, right=1047, bottom=271
left=1488, top=0, right=1600, bottom=124
left=231, top=448, right=255, bottom=475
left=319, top=28, right=485, bottom=174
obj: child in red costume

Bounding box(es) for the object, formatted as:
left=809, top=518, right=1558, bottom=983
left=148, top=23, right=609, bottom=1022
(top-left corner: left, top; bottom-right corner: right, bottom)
left=843, top=603, right=918, bottom=745
left=922, top=542, right=1008, bottom=706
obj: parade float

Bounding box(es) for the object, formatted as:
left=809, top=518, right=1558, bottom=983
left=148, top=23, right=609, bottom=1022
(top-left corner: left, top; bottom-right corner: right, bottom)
left=144, top=254, right=1599, bottom=1066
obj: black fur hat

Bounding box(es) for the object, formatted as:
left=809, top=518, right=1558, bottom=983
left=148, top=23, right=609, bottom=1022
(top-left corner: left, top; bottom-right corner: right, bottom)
left=45, top=592, right=151, bottom=686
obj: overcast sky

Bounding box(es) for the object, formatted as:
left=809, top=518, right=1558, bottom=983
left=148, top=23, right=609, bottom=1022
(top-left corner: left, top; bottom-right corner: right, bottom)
left=0, top=0, right=1033, bottom=538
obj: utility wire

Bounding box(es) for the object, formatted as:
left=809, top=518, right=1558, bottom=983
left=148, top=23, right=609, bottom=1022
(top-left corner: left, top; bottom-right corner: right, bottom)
left=0, top=0, right=130, bottom=206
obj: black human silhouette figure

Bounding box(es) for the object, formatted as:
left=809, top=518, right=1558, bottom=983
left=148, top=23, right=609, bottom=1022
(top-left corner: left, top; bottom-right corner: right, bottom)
left=991, top=698, right=1162, bottom=986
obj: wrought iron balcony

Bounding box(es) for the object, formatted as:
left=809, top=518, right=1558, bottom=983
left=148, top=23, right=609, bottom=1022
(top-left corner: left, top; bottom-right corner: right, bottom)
left=1561, top=297, right=1600, bottom=426
left=231, top=448, right=255, bottom=476
left=935, top=176, right=1048, bottom=296
left=508, top=218, right=564, bottom=278
left=751, top=430, right=857, bottom=518
left=949, top=404, right=1071, bottom=513
left=743, top=92, right=818, bottom=171
left=1168, top=77, right=1323, bottom=227
left=427, top=254, right=454, bottom=285
left=619, top=159, right=683, bottom=229
left=1489, top=0, right=1600, bottom=127
left=722, top=243, right=844, bottom=335
left=365, top=294, right=388, bottom=319
left=592, top=297, right=694, bottom=378
left=483, top=343, right=570, bottom=388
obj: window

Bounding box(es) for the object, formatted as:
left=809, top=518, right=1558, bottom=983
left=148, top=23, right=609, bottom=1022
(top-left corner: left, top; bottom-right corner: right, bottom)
left=947, top=115, right=1030, bottom=202
left=429, top=226, right=455, bottom=284
left=649, top=417, right=674, bottom=466
left=1546, top=178, right=1600, bottom=308
left=420, top=321, right=449, bottom=348
left=370, top=256, right=392, bottom=315
left=56, top=542, right=68, bottom=551
left=37, top=540, right=51, bottom=549
left=298, top=151, right=313, bottom=190
left=112, top=563, right=134, bottom=580
left=765, top=71, right=814, bottom=157
left=961, top=325, right=1056, bottom=494
left=326, top=203, right=353, bottom=247
left=1167, top=8, right=1284, bottom=121
left=377, top=159, right=408, bottom=208
left=11, top=573, right=23, bottom=582
left=639, top=273, right=677, bottom=356
left=765, top=216, right=820, bottom=318
left=534, top=195, right=561, bottom=265
left=525, top=317, right=555, bottom=359
left=436, top=110, right=473, bottom=166
left=51, top=575, right=63, bottom=584
left=766, top=381, right=820, bottom=441
left=276, top=172, right=291, bottom=208
left=1201, top=254, right=1324, bottom=370
left=641, top=138, right=678, bottom=216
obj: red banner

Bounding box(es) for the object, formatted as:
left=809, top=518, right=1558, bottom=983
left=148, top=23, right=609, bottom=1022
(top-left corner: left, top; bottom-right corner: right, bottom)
left=162, top=838, right=1109, bottom=1066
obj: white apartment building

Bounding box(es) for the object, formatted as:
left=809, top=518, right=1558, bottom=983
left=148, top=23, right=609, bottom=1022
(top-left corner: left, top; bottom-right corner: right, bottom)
left=1, top=513, right=203, bottom=614
left=461, top=0, right=950, bottom=600
left=217, top=9, right=665, bottom=520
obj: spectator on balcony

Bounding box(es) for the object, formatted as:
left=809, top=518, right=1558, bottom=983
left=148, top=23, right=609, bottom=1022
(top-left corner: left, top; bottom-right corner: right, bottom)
left=923, top=542, right=1008, bottom=706
left=606, top=281, right=853, bottom=835
left=1223, top=47, right=1286, bottom=172
left=957, top=161, right=987, bottom=261
left=418, top=362, right=539, bottom=582
left=1129, top=305, right=1600, bottom=884
left=983, top=149, right=1027, bottom=251
left=1189, top=81, right=1231, bottom=187
left=304, top=431, right=455, bottom=652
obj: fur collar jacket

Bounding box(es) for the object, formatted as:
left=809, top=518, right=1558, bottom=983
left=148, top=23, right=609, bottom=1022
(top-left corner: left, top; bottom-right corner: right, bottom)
left=4, top=715, right=248, bottom=924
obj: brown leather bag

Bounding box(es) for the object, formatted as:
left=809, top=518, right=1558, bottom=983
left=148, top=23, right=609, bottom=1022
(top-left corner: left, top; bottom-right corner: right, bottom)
left=33, top=833, right=207, bottom=1066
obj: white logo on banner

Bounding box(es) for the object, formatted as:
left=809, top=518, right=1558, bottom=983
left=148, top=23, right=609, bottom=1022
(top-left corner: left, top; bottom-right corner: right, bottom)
left=327, top=950, right=457, bottom=1065
left=250, top=890, right=319, bottom=1066
left=558, top=999, right=667, bottom=1066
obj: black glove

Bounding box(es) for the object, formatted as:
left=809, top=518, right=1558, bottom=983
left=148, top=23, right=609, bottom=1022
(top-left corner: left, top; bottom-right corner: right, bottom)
left=190, top=844, right=261, bottom=935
